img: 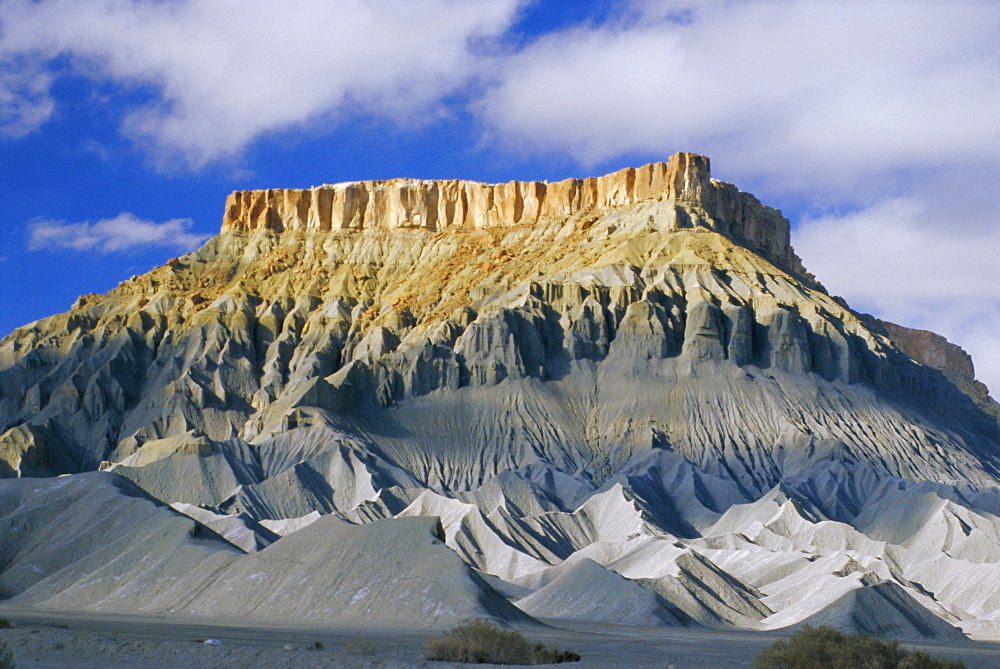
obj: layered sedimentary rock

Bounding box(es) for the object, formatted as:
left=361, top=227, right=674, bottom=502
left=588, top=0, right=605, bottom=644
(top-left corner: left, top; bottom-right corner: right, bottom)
left=874, top=318, right=999, bottom=420
left=877, top=320, right=975, bottom=383
left=1, top=152, right=999, bottom=639
left=221, top=153, right=810, bottom=280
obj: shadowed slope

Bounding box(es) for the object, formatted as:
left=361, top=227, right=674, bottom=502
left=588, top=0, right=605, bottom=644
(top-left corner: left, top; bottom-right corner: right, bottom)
left=0, top=474, right=529, bottom=628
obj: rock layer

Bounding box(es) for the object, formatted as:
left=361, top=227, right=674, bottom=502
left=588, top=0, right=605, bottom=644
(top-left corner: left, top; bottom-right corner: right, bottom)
left=222, top=153, right=810, bottom=280
left=877, top=320, right=975, bottom=383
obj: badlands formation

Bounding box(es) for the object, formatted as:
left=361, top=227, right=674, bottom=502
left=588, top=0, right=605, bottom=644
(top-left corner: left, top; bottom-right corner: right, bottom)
left=1, top=153, right=1000, bottom=644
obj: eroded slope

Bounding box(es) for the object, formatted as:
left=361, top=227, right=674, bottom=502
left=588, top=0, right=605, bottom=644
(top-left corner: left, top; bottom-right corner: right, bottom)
left=1, top=152, right=998, bottom=638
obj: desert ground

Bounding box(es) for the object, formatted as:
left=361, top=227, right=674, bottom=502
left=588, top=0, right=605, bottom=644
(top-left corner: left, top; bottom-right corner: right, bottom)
left=2, top=607, right=999, bottom=668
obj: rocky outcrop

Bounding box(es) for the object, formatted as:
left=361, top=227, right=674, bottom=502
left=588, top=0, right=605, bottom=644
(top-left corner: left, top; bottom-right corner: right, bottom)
left=877, top=319, right=975, bottom=382
left=221, top=152, right=811, bottom=280
left=875, top=318, right=999, bottom=421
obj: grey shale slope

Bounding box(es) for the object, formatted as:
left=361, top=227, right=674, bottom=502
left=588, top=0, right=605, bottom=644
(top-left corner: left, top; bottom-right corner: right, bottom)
left=1, top=153, right=999, bottom=636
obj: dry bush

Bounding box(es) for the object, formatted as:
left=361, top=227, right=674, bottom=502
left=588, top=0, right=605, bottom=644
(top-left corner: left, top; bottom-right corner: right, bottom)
left=425, top=619, right=579, bottom=665
left=754, top=626, right=964, bottom=669
left=531, top=642, right=582, bottom=664
left=342, top=637, right=377, bottom=656
left=0, top=640, right=14, bottom=669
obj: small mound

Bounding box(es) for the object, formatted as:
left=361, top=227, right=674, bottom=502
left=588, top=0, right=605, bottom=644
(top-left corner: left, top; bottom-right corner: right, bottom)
left=790, top=580, right=964, bottom=640
left=515, top=558, right=685, bottom=626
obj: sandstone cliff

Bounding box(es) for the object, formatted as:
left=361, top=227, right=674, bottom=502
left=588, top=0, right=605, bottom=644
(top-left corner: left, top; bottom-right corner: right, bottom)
left=876, top=319, right=974, bottom=381
left=222, top=153, right=813, bottom=282
left=875, top=317, right=1000, bottom=422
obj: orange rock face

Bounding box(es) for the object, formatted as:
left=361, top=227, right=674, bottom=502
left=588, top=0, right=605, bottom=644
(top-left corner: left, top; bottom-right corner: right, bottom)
left=878, top=320, right=976, bottom=382
left=222, top=154, right=708, bottom=233
left=220, top=152, right=807, bottom=280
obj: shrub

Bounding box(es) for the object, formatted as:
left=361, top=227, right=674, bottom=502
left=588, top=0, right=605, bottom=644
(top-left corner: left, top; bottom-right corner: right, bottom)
left=0, top=619, right=11, bottom=630
left=531, top=643, right=582, bottom=664
left=898, top=651, right=966, bottom=669
left=0, top=640, right=14, bottom=669
left=753, top=626, right=964, bottom=669
left=426, top=620, right=532, bottom=664
left=425, top=619, right=580, bottom=665
left=342, top=637, right=376, bottom=656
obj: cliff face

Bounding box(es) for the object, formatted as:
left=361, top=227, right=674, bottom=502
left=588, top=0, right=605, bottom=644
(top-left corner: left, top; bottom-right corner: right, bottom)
left=876, top=318, right=1000, bottom=420
left=222, top=153, right=811, bottom=281
left=1, top=152, right=995, bottom=486
left=876, top=320, right=975, bottom=382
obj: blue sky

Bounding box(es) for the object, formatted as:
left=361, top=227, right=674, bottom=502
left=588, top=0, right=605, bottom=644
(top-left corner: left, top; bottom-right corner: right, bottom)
left=1, top=0, right=998, bottom=394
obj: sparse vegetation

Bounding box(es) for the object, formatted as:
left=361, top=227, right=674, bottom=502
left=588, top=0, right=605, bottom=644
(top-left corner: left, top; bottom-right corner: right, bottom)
left=0, top=620, right=13, bottom=669
left=425, top=619, right=580, bottom=665
left=0, top=639, right=14, bottom=669
left=753, top=625, right=964, bottom=669
left=342, top=637, right=376, bottom=656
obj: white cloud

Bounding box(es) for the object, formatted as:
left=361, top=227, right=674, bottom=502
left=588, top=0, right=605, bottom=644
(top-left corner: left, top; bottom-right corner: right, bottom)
left=2, top=0, right=994, bottom=186
left=0, top=58, right=54, bottom=138
left=797, top=198, right=1000, bottom=302
left=0, top=0, right=522, bottom=166
left=28, top=213, right=210, bottom=253
left=477, top=1, right=999, bottom=196
left=796, top=198, right=1000, bottom=397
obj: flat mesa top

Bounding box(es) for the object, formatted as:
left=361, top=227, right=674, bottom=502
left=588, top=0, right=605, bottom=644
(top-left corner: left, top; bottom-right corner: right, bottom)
left=220, top=152, right=718, bottom=234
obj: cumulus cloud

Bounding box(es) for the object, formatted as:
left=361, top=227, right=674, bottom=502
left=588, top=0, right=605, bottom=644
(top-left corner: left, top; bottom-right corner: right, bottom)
left=796, top=198, right=1000, bottom=396
left=2, top=0, right=994, bottom=187
left=477, top=1, right=999, bottom=195
left=0, top=58, right=54, bottom=138
left=0, top=0, right=522, bottom=166
left=797, top=199, right=1000, bottom=301
left=28, top=213, right=210, bottom=253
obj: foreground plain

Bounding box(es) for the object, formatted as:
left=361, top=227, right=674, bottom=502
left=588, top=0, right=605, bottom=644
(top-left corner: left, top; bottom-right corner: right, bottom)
left=1, top=608, right=999, bottom=668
